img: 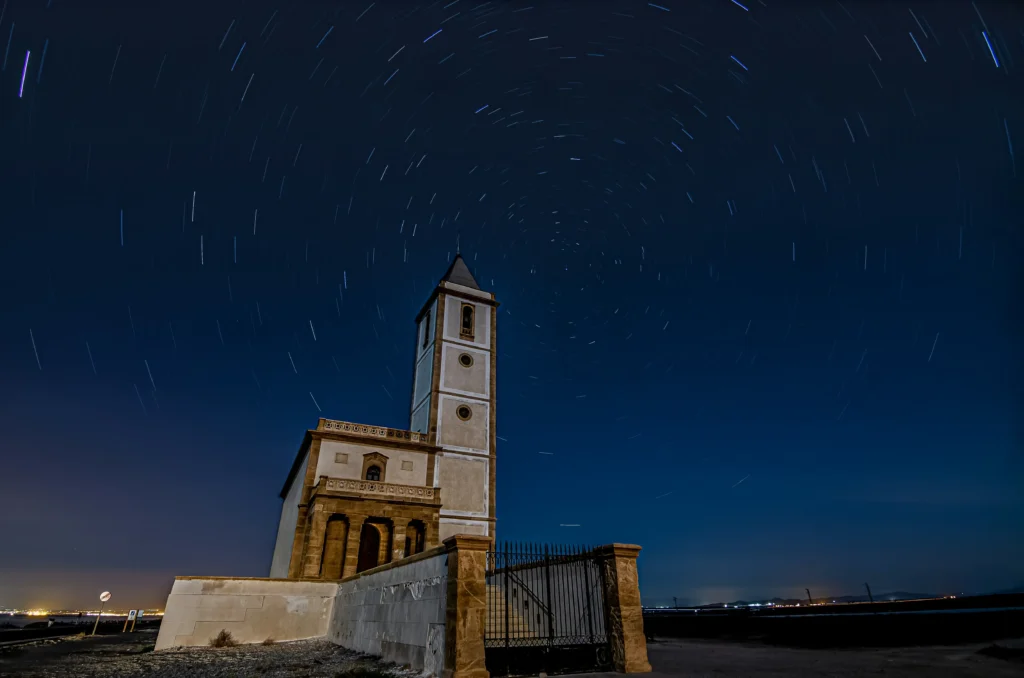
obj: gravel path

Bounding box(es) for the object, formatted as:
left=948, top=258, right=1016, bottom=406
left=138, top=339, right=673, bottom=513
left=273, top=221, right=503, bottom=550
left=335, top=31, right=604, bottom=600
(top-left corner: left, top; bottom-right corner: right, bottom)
left=0, top=630, right=414, bottom=678
left=4, top=629, right=1022, bottom=677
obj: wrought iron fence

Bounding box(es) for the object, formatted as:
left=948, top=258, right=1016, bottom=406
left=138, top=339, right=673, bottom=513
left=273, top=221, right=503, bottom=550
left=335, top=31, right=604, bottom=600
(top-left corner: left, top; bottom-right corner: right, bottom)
left=484, top=543, right=612, bottom=676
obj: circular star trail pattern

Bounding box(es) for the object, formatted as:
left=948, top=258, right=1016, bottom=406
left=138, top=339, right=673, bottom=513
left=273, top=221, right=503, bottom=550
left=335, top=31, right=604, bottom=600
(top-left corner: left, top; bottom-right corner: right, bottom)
left=0, top=1, right=1021, bottom=606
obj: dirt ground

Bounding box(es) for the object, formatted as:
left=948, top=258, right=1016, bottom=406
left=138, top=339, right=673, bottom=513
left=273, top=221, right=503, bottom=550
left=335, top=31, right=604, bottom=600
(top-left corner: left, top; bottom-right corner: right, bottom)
left=603, top=637, right=1024, bottom=678
left=2, top=630, right=1022, bottom=677
left=0, top=630, right=411, bottom=678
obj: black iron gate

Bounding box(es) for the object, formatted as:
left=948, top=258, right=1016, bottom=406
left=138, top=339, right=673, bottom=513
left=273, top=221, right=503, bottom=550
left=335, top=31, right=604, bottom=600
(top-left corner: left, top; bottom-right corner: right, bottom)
left=485, top=543, right=613, bottom=677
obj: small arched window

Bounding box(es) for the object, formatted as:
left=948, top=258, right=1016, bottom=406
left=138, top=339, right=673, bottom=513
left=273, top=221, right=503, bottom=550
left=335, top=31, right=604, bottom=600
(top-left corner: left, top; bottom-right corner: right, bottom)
left=366, top=465, right=381, bottom=481
left=460, top=303, right=475, bottom=340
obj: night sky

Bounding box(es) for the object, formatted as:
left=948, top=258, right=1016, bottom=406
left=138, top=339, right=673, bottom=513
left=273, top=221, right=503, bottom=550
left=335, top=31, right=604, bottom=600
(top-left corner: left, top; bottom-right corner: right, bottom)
left=1, top=0, right=1021, bottom=611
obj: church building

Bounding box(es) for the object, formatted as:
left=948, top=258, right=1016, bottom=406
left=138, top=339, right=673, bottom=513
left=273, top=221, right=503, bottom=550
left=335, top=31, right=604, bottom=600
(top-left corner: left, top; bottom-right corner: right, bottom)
left=269, top=255, right=498, bottom=580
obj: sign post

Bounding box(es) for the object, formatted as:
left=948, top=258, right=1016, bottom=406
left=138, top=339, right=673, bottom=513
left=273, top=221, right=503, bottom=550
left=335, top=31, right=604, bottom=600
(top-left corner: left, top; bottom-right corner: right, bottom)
left=122, top=610, right=136, bottom=633
left=131, top=610, right=142, bottom=632
left=91, top=591, right=111, bottom=636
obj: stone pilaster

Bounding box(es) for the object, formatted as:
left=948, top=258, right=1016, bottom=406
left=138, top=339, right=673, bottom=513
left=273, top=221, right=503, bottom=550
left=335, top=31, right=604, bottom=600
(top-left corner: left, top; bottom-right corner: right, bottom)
left=301, top=502, right=328, bottom=578
left=287, top=504, right=309, bottom=578
left=424, top=520, right=435, bottom=551
left=377, top=523, right=391, bottom=566
left=321, top=518, right=348, bottom=579
left=595, top=544, right=651, bottom=674
left=442, top=534, right=491, bottom=678
left=342, top=516, right=366, bottom=579
left=392, top=522, right=408, bottom=561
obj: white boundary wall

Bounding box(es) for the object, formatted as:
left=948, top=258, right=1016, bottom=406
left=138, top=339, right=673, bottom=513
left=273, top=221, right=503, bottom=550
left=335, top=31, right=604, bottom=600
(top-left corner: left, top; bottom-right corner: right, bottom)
left=155, top=578, right=338, bottom=650
left=328, top=551, right=448, bottom=673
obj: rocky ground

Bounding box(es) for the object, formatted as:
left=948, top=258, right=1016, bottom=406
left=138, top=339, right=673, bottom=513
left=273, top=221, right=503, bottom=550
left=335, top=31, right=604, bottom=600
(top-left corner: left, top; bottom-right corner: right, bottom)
left=0, top=630, right=414, bottom=678
left=2, top=630, right=1022, bottom=677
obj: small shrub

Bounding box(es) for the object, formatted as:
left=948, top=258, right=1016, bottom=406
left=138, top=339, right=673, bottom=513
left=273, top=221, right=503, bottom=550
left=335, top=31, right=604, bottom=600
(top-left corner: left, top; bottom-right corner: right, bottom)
left=262, top=637, right=276, bottom=646
left=209, top=630, right=239, bottom=648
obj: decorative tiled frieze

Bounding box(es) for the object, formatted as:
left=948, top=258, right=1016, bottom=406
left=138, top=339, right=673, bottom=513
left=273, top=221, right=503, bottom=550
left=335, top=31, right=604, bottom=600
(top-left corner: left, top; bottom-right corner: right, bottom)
left=315, top=476, right=441, bottom=505
left=318, top=418, right=427, bottom=443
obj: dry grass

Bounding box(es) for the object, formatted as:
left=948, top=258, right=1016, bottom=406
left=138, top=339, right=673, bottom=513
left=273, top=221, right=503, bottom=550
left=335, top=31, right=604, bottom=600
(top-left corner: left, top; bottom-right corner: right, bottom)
left=262, top=637, right=276, bottom=646
left=208, top=629, right=239, bottom=648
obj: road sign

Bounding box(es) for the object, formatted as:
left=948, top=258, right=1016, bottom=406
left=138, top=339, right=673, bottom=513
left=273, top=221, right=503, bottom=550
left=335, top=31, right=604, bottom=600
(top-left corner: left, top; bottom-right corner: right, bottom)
left=93, top=592, right=111, bottom=636
left=122, top=609, right=138, bottom=633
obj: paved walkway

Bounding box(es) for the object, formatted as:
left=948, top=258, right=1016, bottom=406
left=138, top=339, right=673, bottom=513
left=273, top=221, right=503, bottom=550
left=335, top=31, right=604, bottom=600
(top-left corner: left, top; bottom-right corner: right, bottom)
left=576, top=637, right=1024, bottom=677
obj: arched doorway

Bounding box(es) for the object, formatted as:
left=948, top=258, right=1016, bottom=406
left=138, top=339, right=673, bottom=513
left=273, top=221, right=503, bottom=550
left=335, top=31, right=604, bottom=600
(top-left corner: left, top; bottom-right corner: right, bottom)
left=356, top=523, right=381, bottom=573
left=406, top=520, right=426, bottom=557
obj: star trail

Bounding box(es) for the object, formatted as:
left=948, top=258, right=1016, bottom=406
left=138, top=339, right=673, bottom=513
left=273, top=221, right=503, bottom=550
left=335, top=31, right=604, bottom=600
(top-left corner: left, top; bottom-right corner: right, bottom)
left=0, top=0, right=1022, bottom=609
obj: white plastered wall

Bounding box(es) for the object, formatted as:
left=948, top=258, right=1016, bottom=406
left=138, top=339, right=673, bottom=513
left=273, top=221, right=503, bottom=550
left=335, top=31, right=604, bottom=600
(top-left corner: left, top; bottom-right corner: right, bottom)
left=409, top=299, right=438, bottom=432
left=439, top=344, right=489, bottom=399
left=328, top=552, right=448, bottom=674
left=438, top=518, right=489, bottom=540
left=442, top=298, right=491, bottom=348
left=269, top=450, right=307, bottom=578
left=432, top=295, right=493, bottom=533
left=315, top=440, right=428, bottom=486
left=155, top=578, right=338, bottom=650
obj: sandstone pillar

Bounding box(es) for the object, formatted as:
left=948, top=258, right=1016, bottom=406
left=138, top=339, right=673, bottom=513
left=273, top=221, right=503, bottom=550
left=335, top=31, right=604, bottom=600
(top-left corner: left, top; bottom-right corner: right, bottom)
left=424, top=520, right=435, bottom=550
left=595, top=544, right=652, bottom=673
left=287, top=504, right=310, bottom=578
left=321, top=518, right=348, bottom=579
left=442, top=534, right=491, bottom=678
left=392, top=522, right=408, bottom=561
left=376, top=523, right=391, bottom=566
left=301, top=502, right=328, bottom=578
left=342, top=516, right=366, bottom=579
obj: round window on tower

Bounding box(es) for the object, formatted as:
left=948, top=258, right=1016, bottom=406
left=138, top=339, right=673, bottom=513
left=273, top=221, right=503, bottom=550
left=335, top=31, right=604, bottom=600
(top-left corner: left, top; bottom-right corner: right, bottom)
left=456, top=405, right=473, bottom=421
left=458, top=353, right=474, bottom=368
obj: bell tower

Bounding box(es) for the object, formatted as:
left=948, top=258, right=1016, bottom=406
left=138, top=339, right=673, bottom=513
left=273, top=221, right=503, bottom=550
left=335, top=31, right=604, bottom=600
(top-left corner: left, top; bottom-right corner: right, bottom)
left=409, top=255, right=497, bottom=541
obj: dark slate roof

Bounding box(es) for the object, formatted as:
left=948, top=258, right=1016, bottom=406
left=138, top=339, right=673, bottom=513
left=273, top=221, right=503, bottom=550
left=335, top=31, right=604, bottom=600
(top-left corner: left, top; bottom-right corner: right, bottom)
left=440, top=254, right=481, bottom=290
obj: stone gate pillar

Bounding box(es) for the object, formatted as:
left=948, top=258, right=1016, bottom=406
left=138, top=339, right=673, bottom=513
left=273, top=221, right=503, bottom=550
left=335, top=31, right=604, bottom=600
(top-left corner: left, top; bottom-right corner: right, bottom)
left=442, top=534, right=491, bottom=678
left=595, top=544, right=652, bottom=674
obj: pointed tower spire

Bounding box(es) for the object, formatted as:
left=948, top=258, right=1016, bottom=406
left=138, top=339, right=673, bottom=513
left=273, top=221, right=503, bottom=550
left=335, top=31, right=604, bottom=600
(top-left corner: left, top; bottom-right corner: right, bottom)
left=439, top=253, right=480, bottom=290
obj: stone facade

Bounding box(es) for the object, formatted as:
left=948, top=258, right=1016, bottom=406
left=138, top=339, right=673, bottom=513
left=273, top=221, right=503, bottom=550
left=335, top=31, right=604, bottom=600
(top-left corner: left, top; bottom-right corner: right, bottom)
left=273, top=425, right=444, bottom=580
left=270, top=256, right=499, bottom=582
